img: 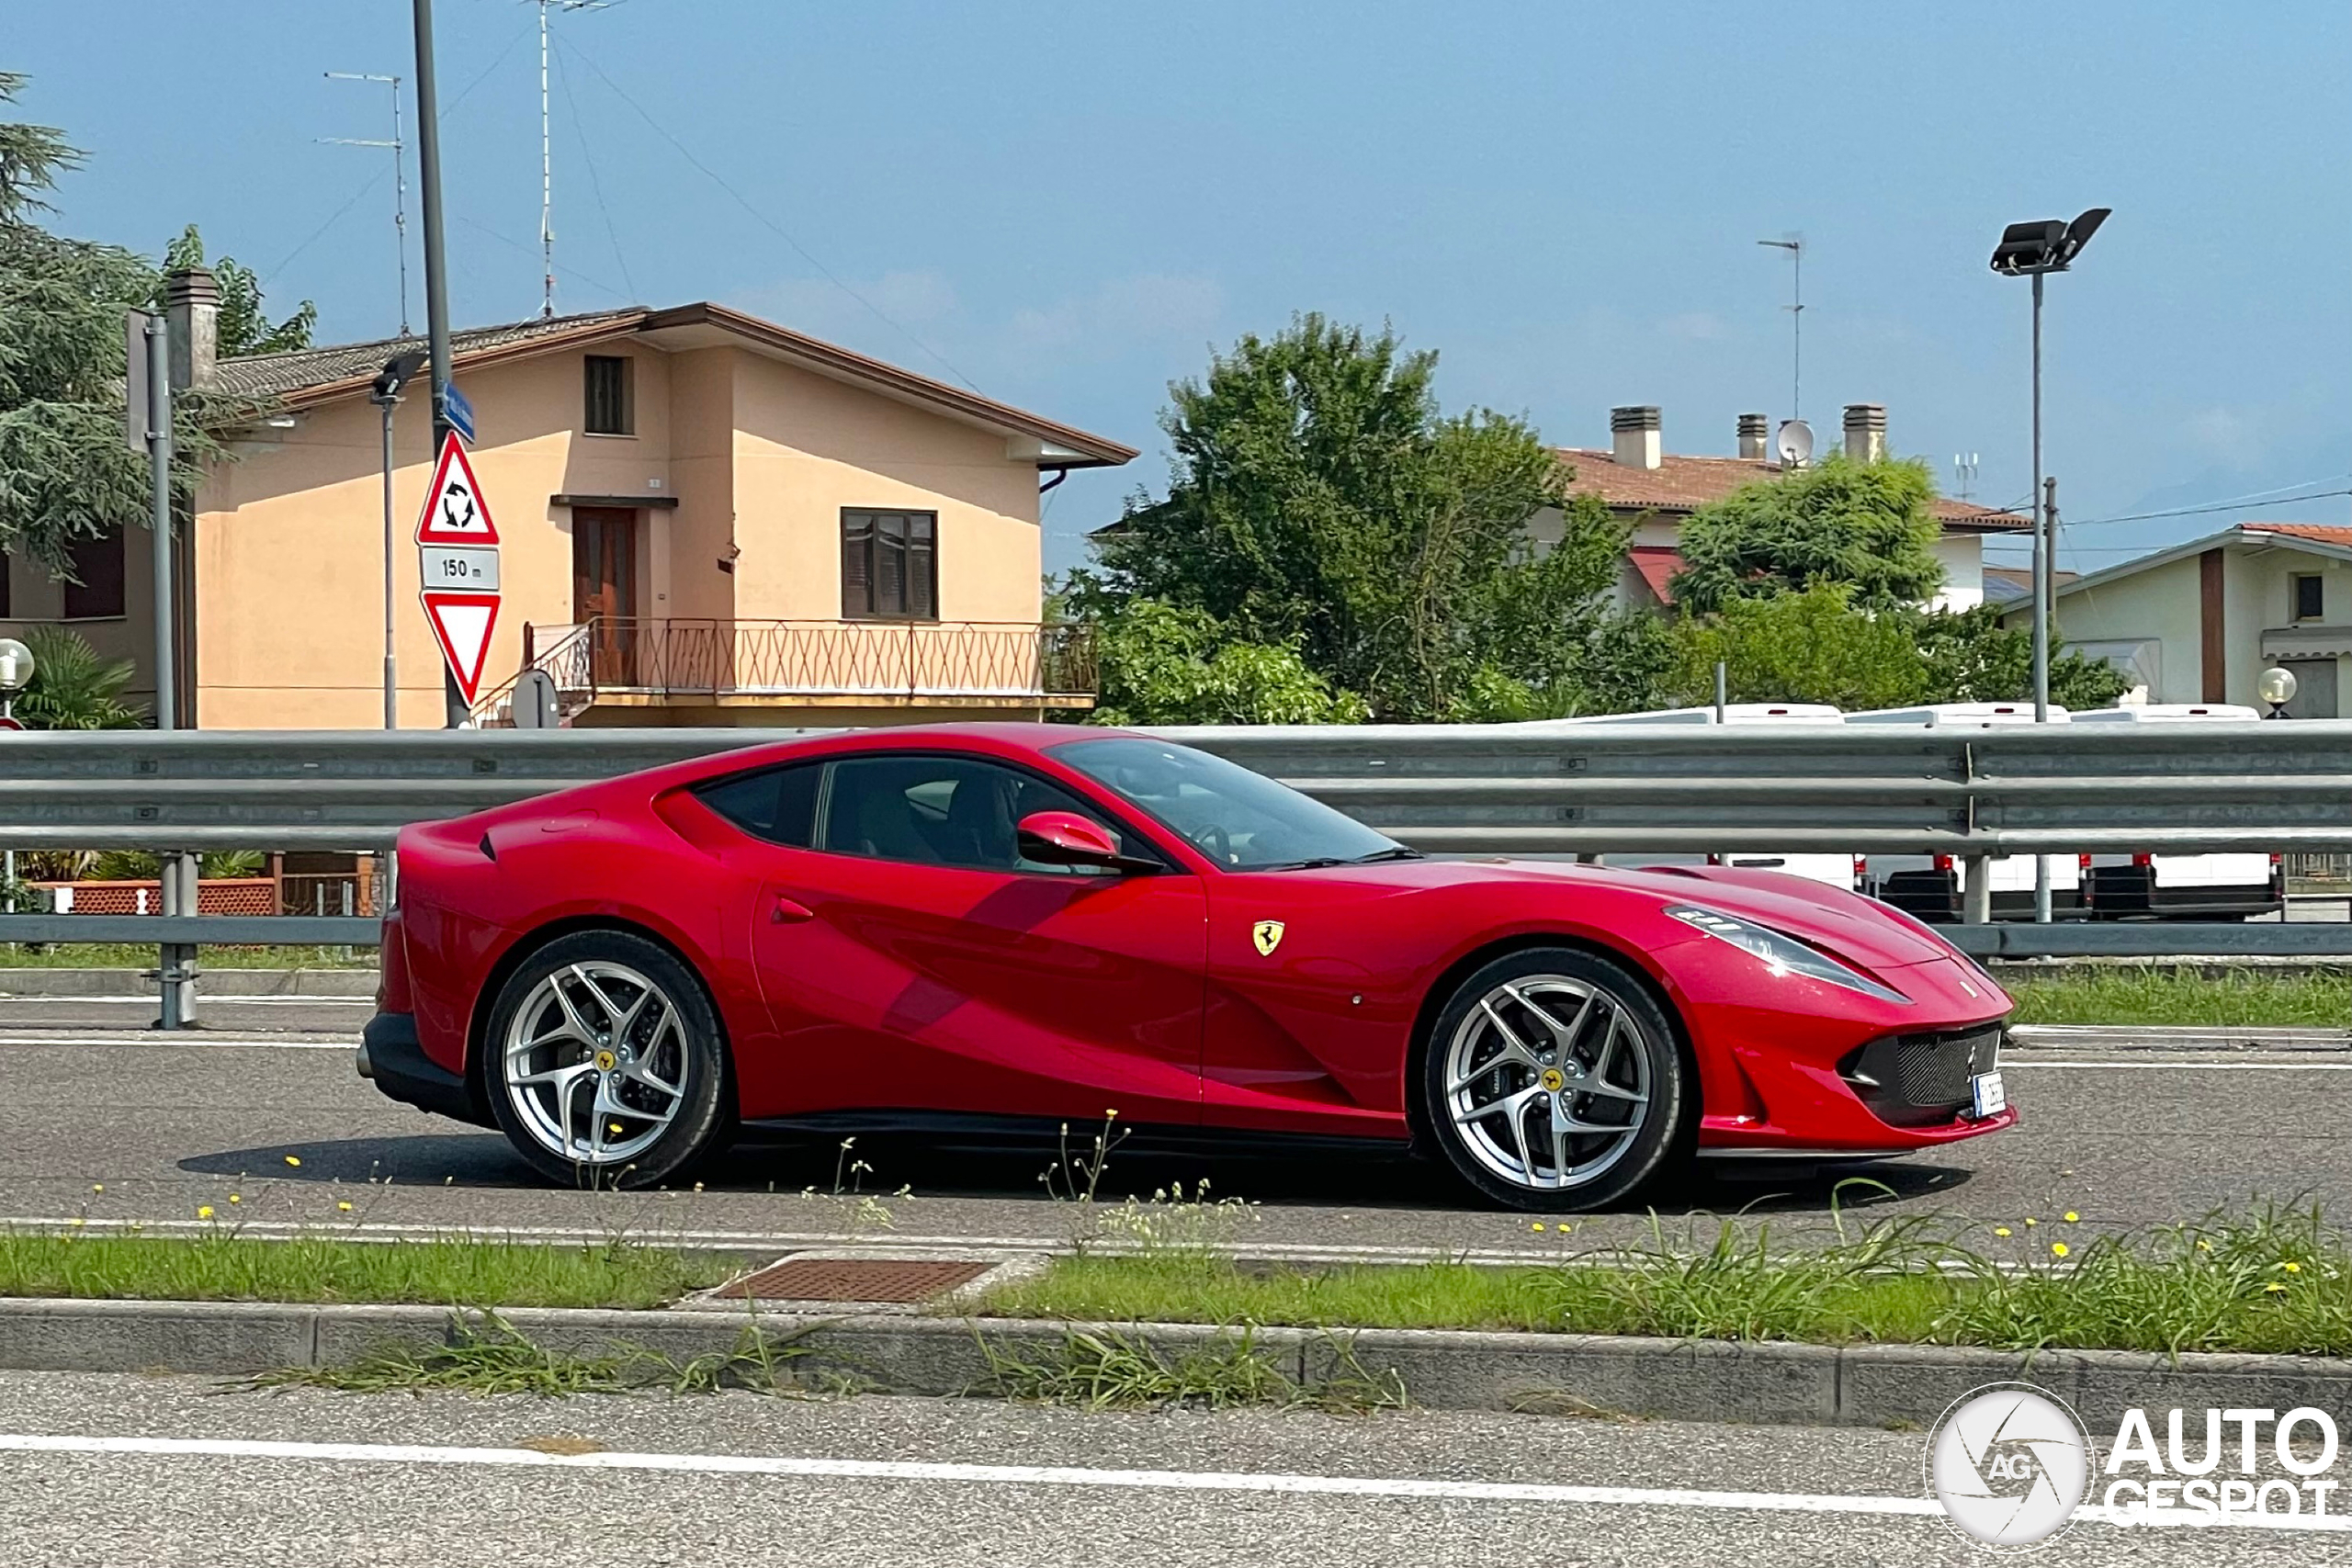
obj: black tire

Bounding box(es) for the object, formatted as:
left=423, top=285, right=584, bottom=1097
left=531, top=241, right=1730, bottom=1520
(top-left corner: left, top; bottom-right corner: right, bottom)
left=1419, top=946, right=1691, bottom=1213
left=481, top=930, right=734, bottom=1189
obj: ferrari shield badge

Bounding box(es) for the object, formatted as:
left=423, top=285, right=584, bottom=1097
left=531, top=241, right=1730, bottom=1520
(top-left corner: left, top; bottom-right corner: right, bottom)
left=1251, top=919, right=1285, bottom=956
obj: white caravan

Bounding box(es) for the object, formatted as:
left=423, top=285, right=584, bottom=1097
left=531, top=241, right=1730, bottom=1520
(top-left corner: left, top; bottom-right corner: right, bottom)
left=2068, top=704, right=2281, bottom=919
left=1844, top=703, right=2081, bottom=920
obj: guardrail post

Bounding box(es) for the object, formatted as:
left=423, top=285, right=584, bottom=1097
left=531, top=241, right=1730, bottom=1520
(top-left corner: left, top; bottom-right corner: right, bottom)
left=1962, top=855, right=1993, bottom=925
left=155, top=851, right=199, bottom=1029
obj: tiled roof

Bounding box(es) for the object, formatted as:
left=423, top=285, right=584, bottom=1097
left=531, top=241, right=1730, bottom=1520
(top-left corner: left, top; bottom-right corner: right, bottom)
left=1627, top=546, right=1683, bottom=604
left=1556, top=448, right=2030, bottom=533
left=1983, top=565, right=2076, bottom=604
left=2240, top=523, right=2352, bottom=547
left=212, top=310, right=639, bottom=400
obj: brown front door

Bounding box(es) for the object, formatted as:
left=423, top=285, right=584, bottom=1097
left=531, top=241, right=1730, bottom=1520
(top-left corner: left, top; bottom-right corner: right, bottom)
left=571, top=508, right=638, bottom=684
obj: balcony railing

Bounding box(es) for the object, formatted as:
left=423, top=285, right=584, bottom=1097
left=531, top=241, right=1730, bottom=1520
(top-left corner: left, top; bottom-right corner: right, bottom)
left=474, top=618, right=1097, bottom=723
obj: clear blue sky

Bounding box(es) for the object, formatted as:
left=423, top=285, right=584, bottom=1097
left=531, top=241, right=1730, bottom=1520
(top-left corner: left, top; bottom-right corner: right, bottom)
left=17, top=1, right=2351, bottom=576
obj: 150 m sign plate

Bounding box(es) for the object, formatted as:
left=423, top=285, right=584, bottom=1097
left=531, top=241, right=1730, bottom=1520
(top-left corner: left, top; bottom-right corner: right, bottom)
left=421, top=547, right=500, bottom=592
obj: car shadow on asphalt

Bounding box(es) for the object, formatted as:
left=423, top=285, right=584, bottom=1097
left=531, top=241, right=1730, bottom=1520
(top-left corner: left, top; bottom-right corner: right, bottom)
left=179, top=1131, right=1974, bottom=1219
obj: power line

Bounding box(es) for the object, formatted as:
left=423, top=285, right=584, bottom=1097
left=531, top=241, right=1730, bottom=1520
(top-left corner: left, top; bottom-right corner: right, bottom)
left=550, top=39, right=637, bottom=302
left=458, top=217, right=633, bottom=304
left=553, top=30, right=982, bottom=391
left=2063, top=485, right=2352, bottom=529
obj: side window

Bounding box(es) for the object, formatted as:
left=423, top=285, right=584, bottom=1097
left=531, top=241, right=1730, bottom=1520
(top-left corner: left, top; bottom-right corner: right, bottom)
left=692, top=762, right=820, bottom=848
left=818, top=755, right=1144, bottom=874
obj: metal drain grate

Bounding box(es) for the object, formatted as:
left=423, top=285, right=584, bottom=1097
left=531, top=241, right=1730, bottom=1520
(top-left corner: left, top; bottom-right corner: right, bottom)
left=727, top=1257, right=991, bottom=1303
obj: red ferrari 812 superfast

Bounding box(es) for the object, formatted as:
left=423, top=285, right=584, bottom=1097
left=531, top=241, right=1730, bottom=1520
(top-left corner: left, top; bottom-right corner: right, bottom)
left=361, top=724, right=2016, bottom=1211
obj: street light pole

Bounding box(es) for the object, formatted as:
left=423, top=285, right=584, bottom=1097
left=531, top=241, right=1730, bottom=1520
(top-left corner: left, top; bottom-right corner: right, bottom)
left=2030, top=270, right=2047, bottom=726
left=410, top=0, right=466, bottom=728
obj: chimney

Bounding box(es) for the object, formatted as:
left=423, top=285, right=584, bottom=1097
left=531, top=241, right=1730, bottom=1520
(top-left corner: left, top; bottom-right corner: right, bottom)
left=1610, top=405, right=1662, bottom=469
left=1842, top=403, right=1886, bottom=464
left=164, top=265, right=220, bottom=391
left=1736, top=412, right=1770, bottom=461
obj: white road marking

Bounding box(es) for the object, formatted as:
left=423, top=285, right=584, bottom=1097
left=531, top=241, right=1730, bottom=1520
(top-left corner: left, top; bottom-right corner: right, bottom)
left=2007, top=1059, right=2352, bottom=1071
left=0, top=1035, right=353, bottom=1050
left=0, top=1433, right=2336, bottom=1532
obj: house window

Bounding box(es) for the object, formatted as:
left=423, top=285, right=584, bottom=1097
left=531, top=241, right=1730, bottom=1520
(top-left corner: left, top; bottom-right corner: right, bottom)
left=2293, top=573, right=2324, bottom=622
left=583, top=355, right=633, bottom=435
left=841, top=509, right=937, bottom=620
left=64, top=527, right=126, bottom=619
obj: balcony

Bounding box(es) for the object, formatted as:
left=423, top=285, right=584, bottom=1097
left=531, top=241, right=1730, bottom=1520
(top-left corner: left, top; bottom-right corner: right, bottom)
left=474, top=618, right=1097, bottom=725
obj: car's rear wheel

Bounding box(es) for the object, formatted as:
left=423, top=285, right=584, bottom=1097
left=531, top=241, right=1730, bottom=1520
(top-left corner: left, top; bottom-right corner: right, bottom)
left=483, top=930, right=732, bottom=1189
left=1420, top=947, right=1689, bottom=1212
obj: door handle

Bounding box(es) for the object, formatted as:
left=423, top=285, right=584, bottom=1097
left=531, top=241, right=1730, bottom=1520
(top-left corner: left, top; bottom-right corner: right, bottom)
left=770, top=895, right=815, bottom=924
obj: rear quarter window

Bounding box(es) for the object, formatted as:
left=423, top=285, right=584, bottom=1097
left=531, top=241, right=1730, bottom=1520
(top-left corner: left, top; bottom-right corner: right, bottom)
left=692, top=763, right=820, bottom=848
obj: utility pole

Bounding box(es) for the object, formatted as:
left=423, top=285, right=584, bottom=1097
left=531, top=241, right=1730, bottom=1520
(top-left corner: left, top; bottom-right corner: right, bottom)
left=411, top=0, right=466, bottom=727
left=322, top=72, right=411, bottom=335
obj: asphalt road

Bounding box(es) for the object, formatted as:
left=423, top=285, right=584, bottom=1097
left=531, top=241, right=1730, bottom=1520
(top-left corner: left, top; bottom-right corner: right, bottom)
left=4, top=1371, right=2348, bottom=1567
left=4, top=996, right=2347, bottom=1253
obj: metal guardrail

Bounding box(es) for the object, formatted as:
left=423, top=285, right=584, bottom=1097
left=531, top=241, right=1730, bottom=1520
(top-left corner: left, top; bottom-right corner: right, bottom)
left=9, top=721, right=2352, bottom=973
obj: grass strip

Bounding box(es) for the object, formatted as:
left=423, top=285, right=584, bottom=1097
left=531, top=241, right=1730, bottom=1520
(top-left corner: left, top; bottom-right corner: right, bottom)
left=2000, top=966, right=2352, bottom=1027
left=0, top=1232, right=731, bottom=1309
left=0, top=942, right=375, bottom=969
left=971, top=1325, right=1406, bottom=1413
left=254, top=1312, right=826, bottom=1396
left=978, top=1203, right=2352, bottom=1358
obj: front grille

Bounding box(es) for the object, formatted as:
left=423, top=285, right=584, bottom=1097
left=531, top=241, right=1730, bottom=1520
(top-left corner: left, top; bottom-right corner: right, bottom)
left=1840, top=1025, right=2003, bottom=1127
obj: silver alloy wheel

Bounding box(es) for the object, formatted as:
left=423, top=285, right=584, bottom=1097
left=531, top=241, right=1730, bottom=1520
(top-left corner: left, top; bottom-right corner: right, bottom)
left=1441, top=974, right=1651, bottom=1191
left=501, top=960, right=691, bottom=1167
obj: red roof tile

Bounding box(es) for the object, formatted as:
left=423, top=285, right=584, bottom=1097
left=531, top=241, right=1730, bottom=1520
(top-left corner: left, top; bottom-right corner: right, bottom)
left=1556, top=448, right=2029, bottom=533
left=2239, top=523, right=2352, bottom=546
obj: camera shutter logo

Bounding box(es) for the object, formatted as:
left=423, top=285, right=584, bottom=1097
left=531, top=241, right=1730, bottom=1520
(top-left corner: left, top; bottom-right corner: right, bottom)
left=1926, top=1382, right=2090, bottom=1548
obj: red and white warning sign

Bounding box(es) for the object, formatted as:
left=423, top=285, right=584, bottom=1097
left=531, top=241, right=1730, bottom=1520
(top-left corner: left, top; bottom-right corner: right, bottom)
left=414, top=430, right=502, bottom=705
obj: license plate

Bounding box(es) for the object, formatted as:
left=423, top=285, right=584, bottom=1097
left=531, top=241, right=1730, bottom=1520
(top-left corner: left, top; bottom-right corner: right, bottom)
left=1970, top=1070, right=2007, bottom=1119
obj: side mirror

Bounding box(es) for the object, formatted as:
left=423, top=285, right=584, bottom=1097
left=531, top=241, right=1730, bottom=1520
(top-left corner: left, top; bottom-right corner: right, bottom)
left=1017, top=810, right=1128, bottom=870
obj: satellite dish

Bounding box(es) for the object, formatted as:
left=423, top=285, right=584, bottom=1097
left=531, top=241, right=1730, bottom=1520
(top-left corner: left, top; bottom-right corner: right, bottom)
left=1776, top=419, right=1814, bottom=468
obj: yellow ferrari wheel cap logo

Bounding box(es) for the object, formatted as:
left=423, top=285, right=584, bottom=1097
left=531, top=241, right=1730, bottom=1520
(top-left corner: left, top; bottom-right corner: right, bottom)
left=594, top=1049, right=616, bottom=1072
left=1251, top=919, right=1285, bottom=956
left=1540, top=1067, right=1566, bottom=1092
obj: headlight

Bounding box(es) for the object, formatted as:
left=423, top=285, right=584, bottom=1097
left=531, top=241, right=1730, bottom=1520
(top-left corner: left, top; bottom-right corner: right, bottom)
left=1666, top=905, right=1912, bottom=1005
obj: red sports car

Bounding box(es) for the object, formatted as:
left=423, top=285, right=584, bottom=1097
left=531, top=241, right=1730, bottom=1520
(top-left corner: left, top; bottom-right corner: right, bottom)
left=361, top=723, right=2015, bottom=1211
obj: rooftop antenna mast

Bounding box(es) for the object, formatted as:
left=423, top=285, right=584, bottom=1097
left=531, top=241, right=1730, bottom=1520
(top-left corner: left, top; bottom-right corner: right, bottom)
left=1952, top=451, right=1980, bottom=502
left=322, top=72, right=411, bottom=335
left=534, top=0, right=616, bottom=319
left=1756, top=235, right=1804, bottom=425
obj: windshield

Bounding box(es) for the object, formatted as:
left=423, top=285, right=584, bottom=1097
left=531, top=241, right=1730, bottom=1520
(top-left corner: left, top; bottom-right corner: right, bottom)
left=1054, top=736, right=1410, bottom=870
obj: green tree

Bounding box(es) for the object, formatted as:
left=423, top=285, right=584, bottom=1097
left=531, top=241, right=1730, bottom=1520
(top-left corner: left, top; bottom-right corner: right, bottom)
left=1917, top=603, right=2132, bottom=708
left=1092, top=314, right=1636, bottom=720
left=1669, top=452, right=1946, bottom=615
left=13, top=626, right=145, bottom=729
left=1059, top=583, right=1368, bottom=727
left=1666, top=584, right=1930, bottom=711
left=160, top=224, right=315, bottom=357
left=0, top=75, right=312, bottom=571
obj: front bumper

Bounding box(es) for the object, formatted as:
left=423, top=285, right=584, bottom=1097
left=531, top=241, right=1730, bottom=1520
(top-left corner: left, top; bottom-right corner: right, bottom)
left=361, top=1010, right=492, bottom=1127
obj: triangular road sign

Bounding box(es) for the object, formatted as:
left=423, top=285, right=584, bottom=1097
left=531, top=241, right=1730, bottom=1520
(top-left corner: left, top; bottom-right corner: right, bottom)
left=420, top=591, right=502, bottom=705
left=415, top=431, right=500, bottom=547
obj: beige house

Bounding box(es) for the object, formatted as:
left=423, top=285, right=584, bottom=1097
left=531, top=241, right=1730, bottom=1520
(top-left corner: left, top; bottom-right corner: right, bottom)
left=1544, top=403, right=2030, bottom=612
left=2, top=282, right=1133, bottom=728
left=2013, top=522, right=2352, bottom=716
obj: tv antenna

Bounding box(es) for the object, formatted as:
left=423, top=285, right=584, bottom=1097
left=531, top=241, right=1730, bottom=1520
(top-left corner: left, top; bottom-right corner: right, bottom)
left=321, top=72, right=410, bottom=334
left=1756, top=235, right=1804, bottom=424
left=1952, top=452, right=1981, bottom=502
left=532, top=0, right=619, bottom=318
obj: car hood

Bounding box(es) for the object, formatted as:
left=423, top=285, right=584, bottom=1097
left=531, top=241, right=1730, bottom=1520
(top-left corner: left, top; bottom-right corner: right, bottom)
left=1302, top=856, right=1954, bottom=972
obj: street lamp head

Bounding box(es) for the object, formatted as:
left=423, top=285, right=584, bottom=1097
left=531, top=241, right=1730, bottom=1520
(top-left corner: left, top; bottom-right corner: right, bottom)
left=1989, top=208, right=2111, bottom=276
left=372, top=350, right=429, bottom=404
left=0, top=637, right=33, bottom=695
left=2258, top=664, right=2300, bottom=716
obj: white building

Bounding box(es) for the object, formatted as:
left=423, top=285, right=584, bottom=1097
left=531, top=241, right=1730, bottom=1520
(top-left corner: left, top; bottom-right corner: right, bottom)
left=2015, top=522, right=2352, bottom=716
left=1542, top=403, right=2030, bottom=613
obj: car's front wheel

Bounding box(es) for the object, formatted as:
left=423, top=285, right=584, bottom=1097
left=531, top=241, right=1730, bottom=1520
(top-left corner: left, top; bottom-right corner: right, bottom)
left=483, top=930, right=733, bottom=1188
left=1420, top=947, right=1690, bottom=1212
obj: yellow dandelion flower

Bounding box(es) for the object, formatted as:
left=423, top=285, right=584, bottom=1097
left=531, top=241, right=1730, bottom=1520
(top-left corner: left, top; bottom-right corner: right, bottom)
left=197, top=1206, right=214, bottom=1220
left=1994, top=1227, right=2012, bottom=1237
left=90, top=1184, right=103, bottom=1195
left=284, top=1156, right=301, bottom=1168
left=2023, top=1217, right=2038, bottom=1227
left=2052, top=1242, right=2070, bottom=1258
left=2267, top=1281, right=2289, bottom=1293
left=2064, top=1212, right=2079, bottom=1224
left=1531, top=1222, right=1545, bottom=1233
left=608, top=1122, right=624, bottom=1135
left=2284, top=1261, right=2302, bottom=1273
left=2197, top=1238, right=2213, bottom=1251
left=336, top=1201, right=354, bottom=1213
left=227, top=1195, right=241, bottom=1205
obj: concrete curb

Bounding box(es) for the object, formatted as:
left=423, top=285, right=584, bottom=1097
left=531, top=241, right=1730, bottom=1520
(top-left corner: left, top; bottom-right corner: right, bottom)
left=2008, top=1022, right=2350, bottom=1051
left=5, top=1297, right=2349, bottom=1429
left=0, top=968, right=377, bottom=998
